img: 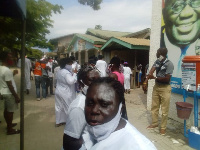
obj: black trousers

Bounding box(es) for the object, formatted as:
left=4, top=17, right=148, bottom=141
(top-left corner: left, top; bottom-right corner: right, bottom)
left=46, top=77, right=53, bottom=95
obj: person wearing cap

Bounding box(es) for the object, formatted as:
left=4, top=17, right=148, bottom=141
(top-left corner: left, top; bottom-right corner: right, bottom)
left=123, top=61, right=132, bottom=94
left=161, top=0, right=200, bottom=78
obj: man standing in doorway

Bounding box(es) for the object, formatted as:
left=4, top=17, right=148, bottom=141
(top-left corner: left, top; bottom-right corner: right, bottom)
left=143, top=48, right=174, bottom=135
left=0, top=51, right=20, bottom=135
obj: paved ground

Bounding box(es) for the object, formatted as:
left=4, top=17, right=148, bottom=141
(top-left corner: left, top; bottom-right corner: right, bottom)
left=0, top=69, right=195, bottom=150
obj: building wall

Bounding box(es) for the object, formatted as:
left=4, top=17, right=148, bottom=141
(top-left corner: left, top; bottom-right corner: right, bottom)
left=73, top=38, right=94, bottom=52
left=149, top=0, right=198, bottom=126
left=58, top=35, right=74, bottom=53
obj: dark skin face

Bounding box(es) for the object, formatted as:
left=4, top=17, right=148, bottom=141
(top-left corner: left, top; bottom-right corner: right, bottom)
left=82, top=70, right=100, bottom=86
left=85, top=83, right=120, bottom=126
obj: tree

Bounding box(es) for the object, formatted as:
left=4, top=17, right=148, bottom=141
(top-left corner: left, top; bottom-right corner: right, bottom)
left=27, top=48, right=43, bottom=59
left=78, top=0, right=102, bottom=10
left=0, top=0, right=63, bottom=52
left=95, top=25, right=102, bottom=30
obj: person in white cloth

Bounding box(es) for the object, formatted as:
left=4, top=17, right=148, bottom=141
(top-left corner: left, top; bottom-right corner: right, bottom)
left=17, top=55, right=32, bottom=94
left=53, top=61, right=60, bottom=88
left=55, top=58, right=77, bottom=127
left=81, top=77, right=157, bottom=150
left=63, top=65, right=100, bottom=150
left=123, top=61, right=132, bottom=94
left=95, top=55, right=107, bottom=77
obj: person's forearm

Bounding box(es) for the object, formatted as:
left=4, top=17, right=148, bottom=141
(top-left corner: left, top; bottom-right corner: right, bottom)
left=156, top=77, right=170, bottom=83
left=6, top=81, right=18, bottom=98
left=148, top=67, right=156, bottom=78
left=63, top=134, right=83, bottom=150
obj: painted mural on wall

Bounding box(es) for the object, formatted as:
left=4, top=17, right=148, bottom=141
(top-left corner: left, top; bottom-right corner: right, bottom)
left=78, top=39, right=86, bottom=51
left=160, top=0, right=200, bottom=94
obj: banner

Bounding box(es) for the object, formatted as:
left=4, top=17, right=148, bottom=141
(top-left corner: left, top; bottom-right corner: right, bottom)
left=160, top=0, right=200, bottom=95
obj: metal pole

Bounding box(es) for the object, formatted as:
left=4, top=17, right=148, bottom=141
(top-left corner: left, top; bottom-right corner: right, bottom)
left=20, top=19, right=26, bottom=150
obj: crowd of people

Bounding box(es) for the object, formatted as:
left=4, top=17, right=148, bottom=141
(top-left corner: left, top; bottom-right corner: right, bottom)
left=0, top=50, right=175, bottom=149
left=49, top=55, right=157, bottom=149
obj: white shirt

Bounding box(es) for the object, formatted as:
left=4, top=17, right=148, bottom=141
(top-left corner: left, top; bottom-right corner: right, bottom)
left=123, top=66, right=132, bottom=77
left=82, top=121, right=157, bottom=150
left=64, top=93, right=86, bottom=139
left=95, top=60, right=107, bottom=77
left=72, top=61, right=79, bottom=71
left=46, top=61, right=53, bottom=77
left=17, top=57, right=32, bottom=72
left=0, top=66, right=17, bottom=94
left=54, top=66, right=60, bottom=87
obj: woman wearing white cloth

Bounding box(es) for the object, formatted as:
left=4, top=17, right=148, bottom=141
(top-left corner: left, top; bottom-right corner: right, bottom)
left=81, top=77, right=157, bottom=150
left=123, top=62, right=132, bottom=94
left=63, top=65, right=100, bottom=150
left=55, top=58, right=77, bottom=127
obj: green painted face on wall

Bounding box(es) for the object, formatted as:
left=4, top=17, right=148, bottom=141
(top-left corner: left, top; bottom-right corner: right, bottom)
left=163, top=0, right=200, bottom=47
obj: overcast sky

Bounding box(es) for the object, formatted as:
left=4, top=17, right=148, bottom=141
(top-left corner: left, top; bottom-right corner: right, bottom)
left=46, top=0, right=152, bottom=40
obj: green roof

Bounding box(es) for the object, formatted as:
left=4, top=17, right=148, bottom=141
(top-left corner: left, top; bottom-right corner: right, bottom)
left=76, top=34, right=106, bottom=44
left=101, top=37, right=150, bottom=50
left=86, top=28, right=132, bottom=40
left=125, top=28, right=151, bottom=39
left=67, top=33, right=106, bottom=51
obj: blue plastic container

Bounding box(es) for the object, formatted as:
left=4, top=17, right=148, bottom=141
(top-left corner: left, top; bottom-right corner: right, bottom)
left=188, top=129, right=200, bottom=150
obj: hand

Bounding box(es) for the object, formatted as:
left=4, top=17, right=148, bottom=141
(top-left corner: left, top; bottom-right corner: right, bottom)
left=13, top=70, right=18, bottom=76
left=148, top=74, right=156, bottom=79
left=15, top=96, right=20, bottom=103
left=142, top=83, right=147, bottom=91
left=73, top=68, right=78, bottom=74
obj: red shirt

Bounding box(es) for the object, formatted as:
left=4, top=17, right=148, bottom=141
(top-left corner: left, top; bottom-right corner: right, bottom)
left=34, top=61, right=46, bottom=76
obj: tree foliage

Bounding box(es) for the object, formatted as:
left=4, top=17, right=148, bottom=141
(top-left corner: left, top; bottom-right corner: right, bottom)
left=95, top=25, right=102, bottom=30
left=0, top=0, right=63, bottom=52
left=78, top=0, right=103, bottom=10
left=26, top=0, right=63, bottom=49
left=27, top=48, right=43, bottom=59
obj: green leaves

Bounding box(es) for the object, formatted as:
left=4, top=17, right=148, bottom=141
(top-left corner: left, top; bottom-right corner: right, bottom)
left=26, top=0, right=63, bottom=48
left=0, top=0, right=63, bottom=51
left=78, top=0, right=103, bottom=10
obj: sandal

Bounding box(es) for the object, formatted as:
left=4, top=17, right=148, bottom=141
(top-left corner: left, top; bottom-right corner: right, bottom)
left=55, top=123, right=62, bottom=127
left=60, top=122, right=66, bottom=126
left=11, top=123, right=17, bottom=128
left=7, top=129, right=20, bottom=135
left=6, top=123, right=17, bottom=129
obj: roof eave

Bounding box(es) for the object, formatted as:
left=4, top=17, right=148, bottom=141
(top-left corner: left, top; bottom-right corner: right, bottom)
left=101, top=37, right=150, bottom=51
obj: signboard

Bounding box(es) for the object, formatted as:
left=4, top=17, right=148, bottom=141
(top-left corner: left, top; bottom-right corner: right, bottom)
left=160, top=0, right=200, bottom=95
left=78, top=40, right=86, bottom=51
left=182, top=63, right=196, bottom=91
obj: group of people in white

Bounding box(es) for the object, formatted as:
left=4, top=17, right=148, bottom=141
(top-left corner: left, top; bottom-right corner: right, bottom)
left=0, top=51, right=156, bottom=148
left=53, top=55, right=157, bottom=150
